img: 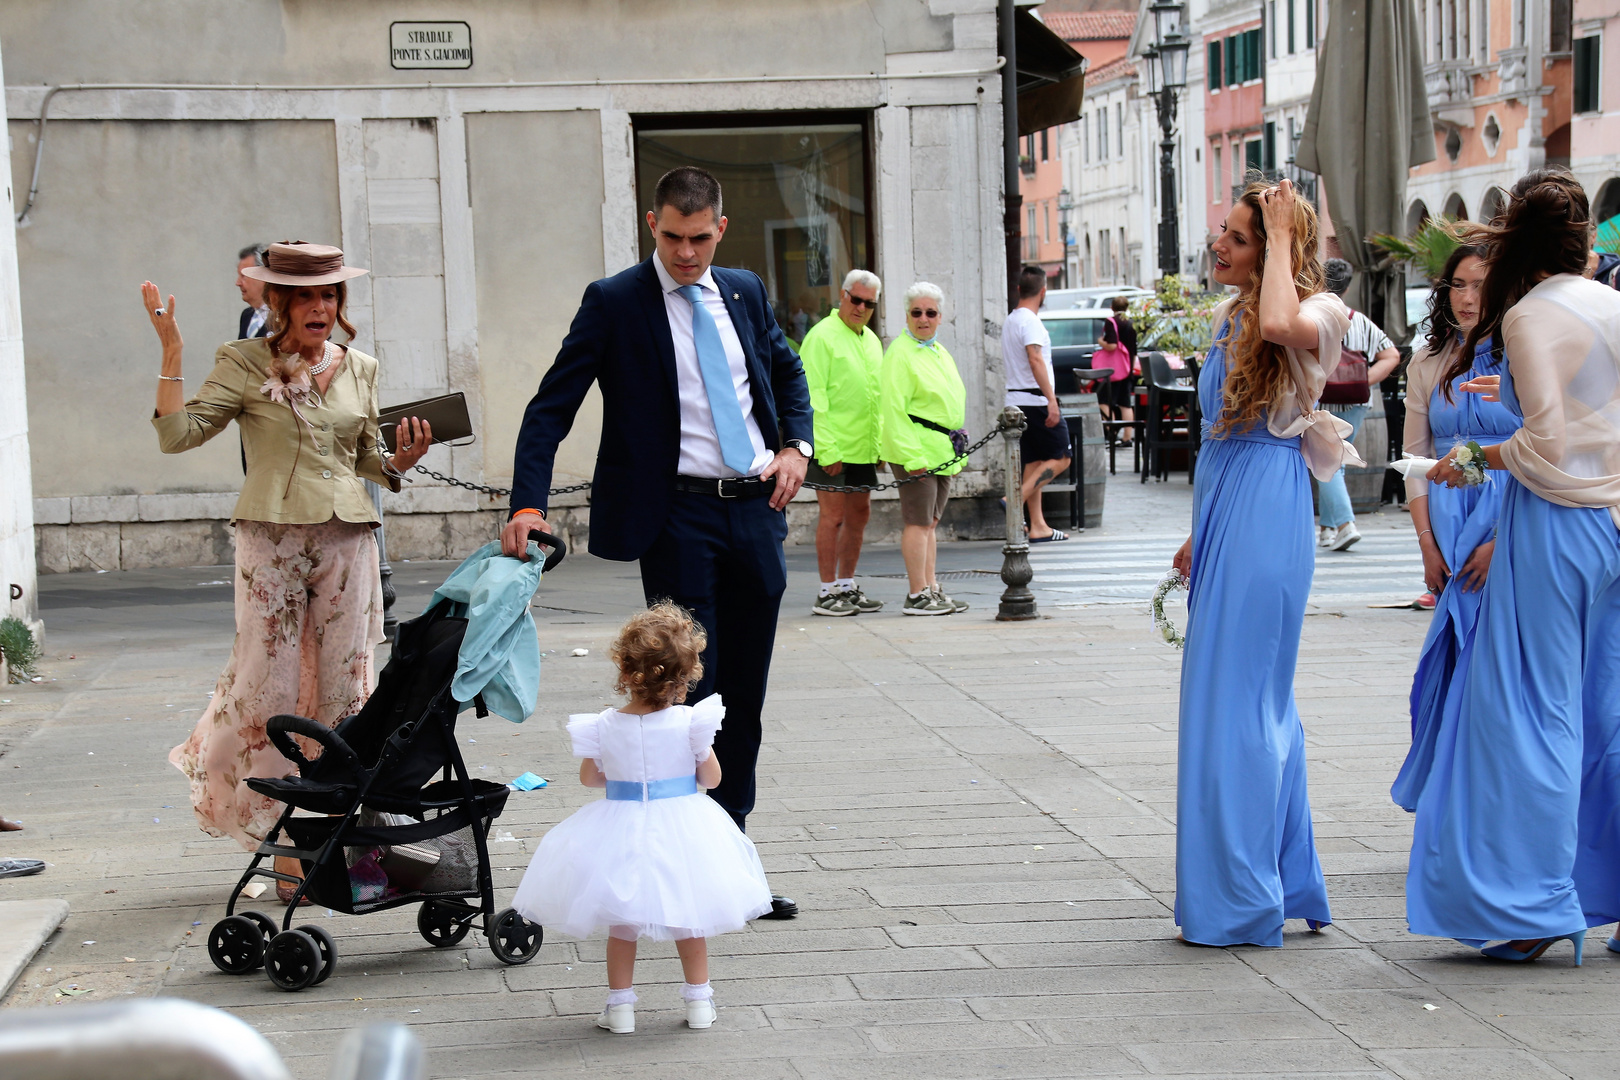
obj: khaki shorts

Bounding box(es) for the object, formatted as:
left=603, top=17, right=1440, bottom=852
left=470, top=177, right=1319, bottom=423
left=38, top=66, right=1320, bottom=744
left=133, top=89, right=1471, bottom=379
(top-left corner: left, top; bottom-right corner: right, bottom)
left=891, top=465, right=951, bottom=526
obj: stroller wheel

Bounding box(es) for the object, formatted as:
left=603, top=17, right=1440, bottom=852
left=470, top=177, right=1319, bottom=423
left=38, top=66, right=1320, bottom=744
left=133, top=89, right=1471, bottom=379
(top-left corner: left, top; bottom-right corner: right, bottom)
left=297, top=923, right=337, bottom=985
left=488, top=908, right=543, bottom=965
left=417, top=900, right=473, bottom=947
left=208, top=916, right=265, bottom=975
left=264, top=929, right=323, bottom=991
left=237, top=910, right=278, bottom=965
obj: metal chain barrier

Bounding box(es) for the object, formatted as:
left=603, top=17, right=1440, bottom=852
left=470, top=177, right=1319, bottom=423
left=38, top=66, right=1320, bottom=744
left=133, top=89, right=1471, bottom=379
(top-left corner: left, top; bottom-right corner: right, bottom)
left=409, top=423, right=1004, bottom=499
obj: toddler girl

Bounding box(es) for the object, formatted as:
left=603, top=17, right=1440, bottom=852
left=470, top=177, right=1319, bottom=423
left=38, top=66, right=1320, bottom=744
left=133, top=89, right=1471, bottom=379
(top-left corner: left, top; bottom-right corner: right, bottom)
left=512, top=602, right=772, bottom=1033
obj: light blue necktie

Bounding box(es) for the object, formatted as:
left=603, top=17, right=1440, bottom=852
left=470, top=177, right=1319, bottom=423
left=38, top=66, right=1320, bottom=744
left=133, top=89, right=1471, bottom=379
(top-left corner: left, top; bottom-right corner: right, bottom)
left=677, top=284, right=756, bottom=475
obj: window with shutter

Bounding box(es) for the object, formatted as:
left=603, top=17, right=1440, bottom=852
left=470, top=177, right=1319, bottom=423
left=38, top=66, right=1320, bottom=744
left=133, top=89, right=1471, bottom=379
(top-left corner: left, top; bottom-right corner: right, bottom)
left=1210, top=40, right=1223, bottom=89
left=1575, top=36, right=1601, bottom=114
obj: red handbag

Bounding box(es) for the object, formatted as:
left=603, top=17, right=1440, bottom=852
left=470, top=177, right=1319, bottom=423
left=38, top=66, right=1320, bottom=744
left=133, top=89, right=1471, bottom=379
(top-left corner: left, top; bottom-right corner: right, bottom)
left=1320, top=311, right=1370, bottom=405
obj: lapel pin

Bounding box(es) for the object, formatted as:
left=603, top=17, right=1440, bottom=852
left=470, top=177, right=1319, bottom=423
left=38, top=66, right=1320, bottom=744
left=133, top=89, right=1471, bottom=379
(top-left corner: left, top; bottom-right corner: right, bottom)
left=732, top=293, right=740, bottom=300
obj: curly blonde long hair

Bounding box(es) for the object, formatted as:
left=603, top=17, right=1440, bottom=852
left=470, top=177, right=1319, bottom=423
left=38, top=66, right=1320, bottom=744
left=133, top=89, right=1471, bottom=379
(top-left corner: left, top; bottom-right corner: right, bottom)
left=610, top=602, right=707, bottom=708
left=1211, top=181, right=1328, bottom=436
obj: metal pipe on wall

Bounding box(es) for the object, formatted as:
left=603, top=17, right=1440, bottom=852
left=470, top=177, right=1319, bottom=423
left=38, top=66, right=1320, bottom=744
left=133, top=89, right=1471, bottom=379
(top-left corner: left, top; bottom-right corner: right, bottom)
left=1000, top=0, right=1022, bottom=310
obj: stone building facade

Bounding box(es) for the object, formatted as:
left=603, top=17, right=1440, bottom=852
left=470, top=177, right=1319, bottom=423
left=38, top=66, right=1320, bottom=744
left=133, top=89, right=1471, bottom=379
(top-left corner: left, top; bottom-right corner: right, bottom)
left=5, top=0, right=1017, bottom=571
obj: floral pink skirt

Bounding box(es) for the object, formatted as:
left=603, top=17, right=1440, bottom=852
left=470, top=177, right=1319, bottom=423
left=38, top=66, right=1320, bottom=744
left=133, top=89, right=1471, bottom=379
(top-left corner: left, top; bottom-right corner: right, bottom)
left=169, top=519, right=384, bottom=850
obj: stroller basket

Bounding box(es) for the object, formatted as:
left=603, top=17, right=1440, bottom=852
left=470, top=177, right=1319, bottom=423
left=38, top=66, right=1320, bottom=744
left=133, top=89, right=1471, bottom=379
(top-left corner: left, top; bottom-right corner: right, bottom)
left=203, top=530, right=564, bottom=990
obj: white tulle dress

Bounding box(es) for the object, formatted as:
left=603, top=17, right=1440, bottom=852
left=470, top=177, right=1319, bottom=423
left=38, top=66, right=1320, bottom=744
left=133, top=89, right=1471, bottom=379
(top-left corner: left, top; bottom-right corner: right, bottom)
left=511, top=694, right=772, bottom=942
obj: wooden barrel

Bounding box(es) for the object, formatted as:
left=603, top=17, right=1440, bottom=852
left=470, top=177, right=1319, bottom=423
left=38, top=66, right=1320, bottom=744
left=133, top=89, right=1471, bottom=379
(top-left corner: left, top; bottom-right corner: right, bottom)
left=1344, top=400, right=1389, bottom=514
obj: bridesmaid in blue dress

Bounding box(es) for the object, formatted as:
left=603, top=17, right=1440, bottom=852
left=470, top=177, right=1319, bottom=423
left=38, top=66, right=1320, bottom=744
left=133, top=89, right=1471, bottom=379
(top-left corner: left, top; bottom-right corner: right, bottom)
left=1171, top=179, right=1354, bottom=947
left=1411, top=169, right=1620, bottom=964
left=1390, top=240, right=1522, bottom=811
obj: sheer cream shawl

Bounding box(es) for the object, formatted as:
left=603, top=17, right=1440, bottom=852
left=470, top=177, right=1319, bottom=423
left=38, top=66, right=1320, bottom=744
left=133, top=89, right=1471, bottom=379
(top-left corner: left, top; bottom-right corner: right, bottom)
left=1498, top=274, right=1620, bottom=528
left=1401, top=343, right=1449, bottom=503
left=1209, top=291, right=1359, bottom=481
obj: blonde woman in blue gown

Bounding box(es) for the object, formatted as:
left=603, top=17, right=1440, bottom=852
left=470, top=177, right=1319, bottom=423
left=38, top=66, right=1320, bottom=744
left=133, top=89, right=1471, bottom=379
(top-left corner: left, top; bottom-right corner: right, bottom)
left=1411, top=169, right=1620, bottom=964
left=1390, top=238, right=1522, bottom=811
left=1170, top=179, right=1354, bottom=947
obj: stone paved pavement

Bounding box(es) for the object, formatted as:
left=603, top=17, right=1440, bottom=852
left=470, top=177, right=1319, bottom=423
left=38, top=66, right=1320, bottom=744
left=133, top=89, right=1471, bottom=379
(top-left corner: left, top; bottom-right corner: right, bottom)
left=2, top=473, right=1617, bottom=1079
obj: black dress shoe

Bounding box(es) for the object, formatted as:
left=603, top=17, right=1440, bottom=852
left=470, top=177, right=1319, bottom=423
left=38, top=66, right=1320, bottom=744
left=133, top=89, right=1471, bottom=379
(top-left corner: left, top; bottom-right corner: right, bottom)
left=759, top=894, right=799, bottom=920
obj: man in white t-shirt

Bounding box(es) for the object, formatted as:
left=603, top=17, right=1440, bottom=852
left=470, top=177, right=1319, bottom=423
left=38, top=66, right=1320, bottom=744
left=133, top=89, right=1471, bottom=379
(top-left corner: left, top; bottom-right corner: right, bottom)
left=1001, top=265, right=1072, bottom=542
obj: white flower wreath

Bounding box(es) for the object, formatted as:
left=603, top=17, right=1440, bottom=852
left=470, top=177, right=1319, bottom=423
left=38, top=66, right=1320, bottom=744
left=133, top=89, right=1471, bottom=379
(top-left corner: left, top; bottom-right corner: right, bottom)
left=1151, top=568, right=1188, bottom=649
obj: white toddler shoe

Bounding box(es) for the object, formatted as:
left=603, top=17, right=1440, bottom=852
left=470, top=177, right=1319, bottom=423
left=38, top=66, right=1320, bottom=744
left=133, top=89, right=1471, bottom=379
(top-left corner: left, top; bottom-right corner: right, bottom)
left=682, top=980, right=716, bottom=1029
left=597, top=1002, right=635, bottom=1033
left=686, top=998, right=716, bottom=1029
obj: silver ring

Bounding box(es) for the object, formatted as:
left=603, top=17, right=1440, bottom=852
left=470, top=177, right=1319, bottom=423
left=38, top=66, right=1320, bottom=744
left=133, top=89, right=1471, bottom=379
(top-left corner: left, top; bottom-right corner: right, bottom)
left=153, top=308, right=165, bottom=317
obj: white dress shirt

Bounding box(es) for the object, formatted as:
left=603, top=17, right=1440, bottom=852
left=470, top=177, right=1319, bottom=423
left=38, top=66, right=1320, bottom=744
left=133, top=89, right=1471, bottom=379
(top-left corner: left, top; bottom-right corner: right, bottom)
left=245, top=304, right=270, bottom=339
left=653, top=255, right=774, bottom=478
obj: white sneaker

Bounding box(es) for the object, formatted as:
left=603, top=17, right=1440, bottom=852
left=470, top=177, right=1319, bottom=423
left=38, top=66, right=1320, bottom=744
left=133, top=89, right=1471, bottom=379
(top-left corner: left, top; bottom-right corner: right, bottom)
left=597, top=1002, right=635, bottom=1034
left=1329, top=523, right=1362, bottom=551
left=686, top=998, right=717, bottom=1029
left=1317, top=526, right=1333, bottom=548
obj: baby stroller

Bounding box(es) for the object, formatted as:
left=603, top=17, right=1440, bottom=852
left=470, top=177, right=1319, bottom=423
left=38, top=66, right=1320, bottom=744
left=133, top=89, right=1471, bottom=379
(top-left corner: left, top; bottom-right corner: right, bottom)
left=205, top=532, right=566, bottom=991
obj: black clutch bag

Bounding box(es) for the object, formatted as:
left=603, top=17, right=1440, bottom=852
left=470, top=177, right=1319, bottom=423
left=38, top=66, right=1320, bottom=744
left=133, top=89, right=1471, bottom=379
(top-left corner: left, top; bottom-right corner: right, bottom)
left=379, top=392, right=474, bottom=448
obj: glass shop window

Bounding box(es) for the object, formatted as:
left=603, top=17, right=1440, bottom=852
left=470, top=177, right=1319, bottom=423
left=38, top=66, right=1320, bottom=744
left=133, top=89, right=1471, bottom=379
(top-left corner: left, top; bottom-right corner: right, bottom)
left=635, top=115, right=873, bottom=345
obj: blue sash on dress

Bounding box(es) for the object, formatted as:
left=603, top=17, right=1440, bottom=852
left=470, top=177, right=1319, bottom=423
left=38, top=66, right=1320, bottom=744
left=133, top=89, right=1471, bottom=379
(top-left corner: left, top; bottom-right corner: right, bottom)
left=605, top=775, right=700, bottom=802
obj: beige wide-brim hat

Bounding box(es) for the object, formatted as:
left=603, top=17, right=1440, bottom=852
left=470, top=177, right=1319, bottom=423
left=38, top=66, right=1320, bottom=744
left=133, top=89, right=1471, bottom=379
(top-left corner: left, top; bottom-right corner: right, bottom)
left=241, top=241, right=369, bottom=286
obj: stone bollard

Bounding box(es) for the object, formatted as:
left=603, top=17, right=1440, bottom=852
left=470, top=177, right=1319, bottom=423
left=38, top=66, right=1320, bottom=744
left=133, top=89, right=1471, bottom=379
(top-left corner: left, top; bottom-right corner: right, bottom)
left=996, top=406, right=1038, bottom=621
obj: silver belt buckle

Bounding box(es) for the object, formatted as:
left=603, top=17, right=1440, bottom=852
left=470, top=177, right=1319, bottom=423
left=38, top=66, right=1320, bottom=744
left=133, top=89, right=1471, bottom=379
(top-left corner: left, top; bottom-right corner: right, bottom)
left=717, top=477, right=736, bottom=498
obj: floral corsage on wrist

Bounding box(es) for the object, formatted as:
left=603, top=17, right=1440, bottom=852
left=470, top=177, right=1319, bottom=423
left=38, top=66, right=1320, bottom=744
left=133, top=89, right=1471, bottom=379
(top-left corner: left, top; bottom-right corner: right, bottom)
left=1448, top=441, right=1489, bottom=487
left=1151, top=569, right=1188, bottom=649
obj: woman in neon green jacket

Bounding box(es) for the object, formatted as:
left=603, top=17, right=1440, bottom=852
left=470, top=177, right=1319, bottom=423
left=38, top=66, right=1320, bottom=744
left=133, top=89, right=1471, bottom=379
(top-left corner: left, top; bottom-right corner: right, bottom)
left=880, top=282, right=969, bottom=616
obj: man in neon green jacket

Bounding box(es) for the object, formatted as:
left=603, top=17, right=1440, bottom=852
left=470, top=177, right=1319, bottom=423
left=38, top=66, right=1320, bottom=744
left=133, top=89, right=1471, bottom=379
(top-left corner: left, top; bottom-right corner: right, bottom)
left=801, top=270, right=886, bottom=616
left=880, top=282, right=968, bottom=616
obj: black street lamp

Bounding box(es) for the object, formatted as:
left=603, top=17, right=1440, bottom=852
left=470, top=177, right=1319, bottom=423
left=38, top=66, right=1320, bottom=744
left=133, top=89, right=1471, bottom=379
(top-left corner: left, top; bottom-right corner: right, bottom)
left=1145, top=0, right=1190, bottom=279
left=1058, top=186, right=1074, bottom=287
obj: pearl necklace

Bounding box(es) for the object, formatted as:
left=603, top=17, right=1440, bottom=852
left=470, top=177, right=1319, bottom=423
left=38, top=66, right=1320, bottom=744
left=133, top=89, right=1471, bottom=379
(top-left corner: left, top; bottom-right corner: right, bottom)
left=307, top=341, right=338, bottom=377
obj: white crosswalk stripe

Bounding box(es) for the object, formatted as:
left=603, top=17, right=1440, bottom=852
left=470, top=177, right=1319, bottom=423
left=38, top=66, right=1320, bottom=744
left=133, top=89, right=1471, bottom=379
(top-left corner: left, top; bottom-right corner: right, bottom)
left=1026, top=526, right=1426, bottom=607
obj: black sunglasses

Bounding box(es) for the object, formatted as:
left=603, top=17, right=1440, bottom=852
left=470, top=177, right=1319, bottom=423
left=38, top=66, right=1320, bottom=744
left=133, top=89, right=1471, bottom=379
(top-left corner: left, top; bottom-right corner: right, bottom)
left=909, top=308, right=939, bottom=319
left=845, top=294, right=878, bottom=309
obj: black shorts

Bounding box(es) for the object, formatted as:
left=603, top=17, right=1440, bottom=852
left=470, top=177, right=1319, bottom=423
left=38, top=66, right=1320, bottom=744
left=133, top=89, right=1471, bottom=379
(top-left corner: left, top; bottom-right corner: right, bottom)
left=1018, top=405, right=1072, bottom=464
left=1097, top=377, right=1135, bottom=410
left=807, top=461, right=879, bottom=488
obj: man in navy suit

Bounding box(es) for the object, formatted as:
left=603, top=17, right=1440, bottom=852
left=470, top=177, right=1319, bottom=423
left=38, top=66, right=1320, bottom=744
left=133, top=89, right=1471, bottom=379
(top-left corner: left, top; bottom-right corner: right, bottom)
left=502, top=167, right=813, bottom=918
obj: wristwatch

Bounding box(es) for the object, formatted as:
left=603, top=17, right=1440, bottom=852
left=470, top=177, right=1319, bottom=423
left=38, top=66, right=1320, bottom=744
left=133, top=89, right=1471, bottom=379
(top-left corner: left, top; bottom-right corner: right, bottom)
left=784, top=439, right=813, bottom=458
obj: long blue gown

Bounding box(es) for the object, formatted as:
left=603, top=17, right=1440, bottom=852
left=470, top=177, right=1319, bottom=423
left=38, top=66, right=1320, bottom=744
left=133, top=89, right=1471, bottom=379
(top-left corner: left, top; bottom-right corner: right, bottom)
left=1406, top=363, right=1620, bottom=944
left=1176, top=322, right=1332, bottom=947
left=1391, top=339, right=1521, bottom=811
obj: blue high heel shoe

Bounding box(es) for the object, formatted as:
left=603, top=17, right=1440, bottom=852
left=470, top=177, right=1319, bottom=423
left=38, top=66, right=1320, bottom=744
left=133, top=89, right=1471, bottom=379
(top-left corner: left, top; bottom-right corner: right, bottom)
left=1480, top=930, right=1585, bottom=966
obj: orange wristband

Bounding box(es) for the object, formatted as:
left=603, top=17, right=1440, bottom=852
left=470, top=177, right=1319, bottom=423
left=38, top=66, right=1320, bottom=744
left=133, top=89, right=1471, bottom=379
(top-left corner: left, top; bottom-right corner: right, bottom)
left=511, top=508, right=546, bottom=520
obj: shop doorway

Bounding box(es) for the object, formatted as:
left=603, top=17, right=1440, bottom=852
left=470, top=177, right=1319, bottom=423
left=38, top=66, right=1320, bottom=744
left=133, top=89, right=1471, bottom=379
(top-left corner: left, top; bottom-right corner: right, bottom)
left=634, top=112, right=875, bottom=345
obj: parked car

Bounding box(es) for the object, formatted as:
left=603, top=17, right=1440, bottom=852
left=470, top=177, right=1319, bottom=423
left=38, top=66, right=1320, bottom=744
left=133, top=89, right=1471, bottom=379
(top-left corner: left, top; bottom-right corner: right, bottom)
left=1405, top=284, right=1432, bottom=343
left=1038, top=307, right=1119, bottom=393
left=1042, top=285, right=1153, bottom=311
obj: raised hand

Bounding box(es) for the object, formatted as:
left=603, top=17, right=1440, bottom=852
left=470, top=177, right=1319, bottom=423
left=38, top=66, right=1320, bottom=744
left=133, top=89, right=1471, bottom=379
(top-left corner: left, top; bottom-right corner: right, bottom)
left=141, top=281, right=182, bottom=352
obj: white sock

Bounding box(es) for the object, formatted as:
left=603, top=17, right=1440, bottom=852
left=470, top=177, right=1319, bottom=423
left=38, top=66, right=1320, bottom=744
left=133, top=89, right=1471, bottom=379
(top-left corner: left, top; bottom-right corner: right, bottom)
left=908, top=590, right=927, bottom=600
left=819, top=581, right=835, bottom=597
left=606, top=987, right=637, bottom=1007
left=835, top=578, right=855, bottom=593
left=680, top=981, right=714, bottom=1002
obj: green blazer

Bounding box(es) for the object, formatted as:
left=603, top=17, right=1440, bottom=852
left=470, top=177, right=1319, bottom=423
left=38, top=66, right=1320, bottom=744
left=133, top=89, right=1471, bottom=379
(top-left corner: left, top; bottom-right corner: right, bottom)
left=152, top=338, right=399, bottom=525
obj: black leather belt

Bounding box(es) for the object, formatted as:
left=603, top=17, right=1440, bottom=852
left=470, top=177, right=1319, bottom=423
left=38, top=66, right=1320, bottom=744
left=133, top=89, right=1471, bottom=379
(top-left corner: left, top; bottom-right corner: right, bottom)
left=673, top=474, right=778, bottom=499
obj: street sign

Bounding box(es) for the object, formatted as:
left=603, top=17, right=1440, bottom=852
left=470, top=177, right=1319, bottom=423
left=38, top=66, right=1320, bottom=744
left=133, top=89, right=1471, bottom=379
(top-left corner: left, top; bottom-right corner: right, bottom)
left=390, top=22, right=472, bottom=69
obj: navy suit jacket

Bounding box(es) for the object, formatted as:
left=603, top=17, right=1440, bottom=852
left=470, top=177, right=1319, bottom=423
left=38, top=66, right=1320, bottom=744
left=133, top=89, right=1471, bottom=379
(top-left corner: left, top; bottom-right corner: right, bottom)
left=509, top=257, right=814, bottom=561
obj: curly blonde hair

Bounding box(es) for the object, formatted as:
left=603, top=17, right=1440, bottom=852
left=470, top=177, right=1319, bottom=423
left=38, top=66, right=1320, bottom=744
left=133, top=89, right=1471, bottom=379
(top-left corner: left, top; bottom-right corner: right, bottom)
left=610, top=602, right=707, bottom=708
left=1211, top=180, right=1328, bottom=437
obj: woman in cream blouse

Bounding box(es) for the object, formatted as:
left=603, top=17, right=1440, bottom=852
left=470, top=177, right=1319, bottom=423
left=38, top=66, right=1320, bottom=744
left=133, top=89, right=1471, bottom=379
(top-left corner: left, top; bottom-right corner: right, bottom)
left=144, top=241, right=431, bottom=901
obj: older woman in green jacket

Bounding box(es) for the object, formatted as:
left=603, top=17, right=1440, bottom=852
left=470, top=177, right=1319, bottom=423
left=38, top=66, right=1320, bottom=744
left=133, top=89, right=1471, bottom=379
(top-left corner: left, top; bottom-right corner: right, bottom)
left=880, top=282, right=968, bottom=616
left=143, top=242, right=431, bottom=900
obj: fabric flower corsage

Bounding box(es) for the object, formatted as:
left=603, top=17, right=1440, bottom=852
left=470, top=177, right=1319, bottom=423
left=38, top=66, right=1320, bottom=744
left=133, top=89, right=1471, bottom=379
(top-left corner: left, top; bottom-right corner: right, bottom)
left=1151, top=568, right=1188, bottom=649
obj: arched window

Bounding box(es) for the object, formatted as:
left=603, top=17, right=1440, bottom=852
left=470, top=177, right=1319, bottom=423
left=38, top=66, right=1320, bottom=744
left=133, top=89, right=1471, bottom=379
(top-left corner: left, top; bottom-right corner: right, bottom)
left=1479, top=187, right=1506, bottom=224
left=1442, top=192, right=1468, bottom=220
left=1406, top=200, right=1431, bottom=234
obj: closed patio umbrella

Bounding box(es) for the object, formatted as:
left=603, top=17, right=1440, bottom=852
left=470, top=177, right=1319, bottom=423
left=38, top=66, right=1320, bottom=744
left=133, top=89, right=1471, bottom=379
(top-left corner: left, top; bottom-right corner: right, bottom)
left=1296, top=0, right=1433, bottom=341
